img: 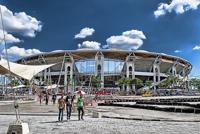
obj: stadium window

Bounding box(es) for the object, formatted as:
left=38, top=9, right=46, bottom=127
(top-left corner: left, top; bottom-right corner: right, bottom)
left=129, top=66, right=132, bottom=71
left=67, top=66, right=71, bottom=72
left=98, top=64, right=101, bottom=71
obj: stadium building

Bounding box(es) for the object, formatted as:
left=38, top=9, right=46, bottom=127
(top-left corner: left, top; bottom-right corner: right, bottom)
left=16, top=49, right=192, bottom=91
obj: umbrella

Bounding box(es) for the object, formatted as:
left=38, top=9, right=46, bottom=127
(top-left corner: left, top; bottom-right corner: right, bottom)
left=74, top=90, right=86, bottom=95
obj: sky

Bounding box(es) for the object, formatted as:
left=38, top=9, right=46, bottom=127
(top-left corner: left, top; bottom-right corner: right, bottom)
left=0, top=0, right=200, bottom=77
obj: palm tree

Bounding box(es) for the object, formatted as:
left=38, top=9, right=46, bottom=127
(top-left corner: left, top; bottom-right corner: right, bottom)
left=144, top=80, right=153, bottom=89
left=158, top=73, right=182, bottom=88
left=158, top=76, right=171, bottom=88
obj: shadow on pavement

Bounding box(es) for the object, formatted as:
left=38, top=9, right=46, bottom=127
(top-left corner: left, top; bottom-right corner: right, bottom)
left=40, top=119, right=80, bottom=124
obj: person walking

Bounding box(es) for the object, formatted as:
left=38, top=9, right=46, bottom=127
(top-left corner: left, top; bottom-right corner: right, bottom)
left=77, top=93, right=85, bottom=120
left=39, top=92, right=43, bottom=105
left=45, top=92, right=49, bottom=105
left=58, top=94, right=65, bottom=122
left=52, top=93, right=57, bottom=105
left=65, top=95, right=73, bottom=121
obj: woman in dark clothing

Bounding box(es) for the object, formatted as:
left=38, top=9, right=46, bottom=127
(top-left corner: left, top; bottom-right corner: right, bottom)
left=52, top=94, right=57, bottom=104
left=45, top=93, right=49, bottom=105
left=65, top=96, right=74, bottom=120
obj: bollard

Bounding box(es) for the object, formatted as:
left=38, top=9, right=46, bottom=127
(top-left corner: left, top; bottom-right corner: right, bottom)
left=92, top=111, right=102, bottom=118
left=7, top=122, right=29, bottom=134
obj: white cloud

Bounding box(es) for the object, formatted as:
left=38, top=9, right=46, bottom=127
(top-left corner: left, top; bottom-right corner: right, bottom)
left=174, top=50, right=182, bottom=53
left=0, top=5, right=42, bottom=44
left=75, top=27, right=95, bottom=39
left=193, top=45, right=200, bottom=50
left=154, top=0, right=200, bottom=18
left=122, top=30, right=146, bottom=40
left=78, top=41, right=101, bottom=49
left=106, top=29, right=146, bottom=50
left=0, top=29, right=20, bottom=44
left=102, top=45, right=109, bottom=49
left=3, top=46, right=42, bottom=57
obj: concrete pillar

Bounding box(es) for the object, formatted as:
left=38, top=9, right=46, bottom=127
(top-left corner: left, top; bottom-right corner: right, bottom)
left=48, top=68, right=51, bottom=84
left=2, top=75, right=5, bottom=95
left=64, top=63, right=67, bottom=93
left=181, top=68, right=186, bottom=89
left=44, top=69, right=47, bottom=82
left=64, top=62, right=74, bottom=93
left=153, top=64, right=160, bottom=83
left=39, top=76, right=42, bottom=85
left=126, top=61, right=135, bottom=91
left=182, top=68, right=186, bottom=78
left=153, top=57, right=161, bottom=93
left=95, top=53, right=104, bottom=88
left=172, top=65, right=177, bottom=76
left=125, top=54, right=135, bottom=93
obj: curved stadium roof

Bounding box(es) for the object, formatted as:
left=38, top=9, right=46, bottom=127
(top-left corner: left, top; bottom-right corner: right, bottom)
left=17, top=49, right=192, bottom=68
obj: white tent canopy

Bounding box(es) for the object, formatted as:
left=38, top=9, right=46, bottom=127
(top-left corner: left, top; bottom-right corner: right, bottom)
left=0, top=58, right=55, bottom=80
left=13, top=84, right=26, bottom=89
left=44, top=84, right=58, bottom=89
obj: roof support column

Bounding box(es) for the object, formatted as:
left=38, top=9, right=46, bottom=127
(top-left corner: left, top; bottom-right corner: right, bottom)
left=95, top=52, right=104, bottom=88
left=64, top=54, right=74, bottom=94
left=153, top=64, right=160, bottom=83
left=170, top=61, right=179, bottom=88
left=44, top=69, right=47, bottom=82
left=182, top=67, right=190, bottom=91
left=153, top=56, right=161, bottom=93
left=172, top=65, right=177, bottom=77
left=126, top=52, right=135, bottom=93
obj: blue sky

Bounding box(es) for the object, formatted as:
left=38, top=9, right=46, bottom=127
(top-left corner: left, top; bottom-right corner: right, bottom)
left=0, top=0, right=200, bottom=76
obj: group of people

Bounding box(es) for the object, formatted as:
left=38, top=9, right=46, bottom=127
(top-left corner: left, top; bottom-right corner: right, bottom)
left=57, top=93, right=85, bottom=122
left=38, top=92, right=57, bottom=105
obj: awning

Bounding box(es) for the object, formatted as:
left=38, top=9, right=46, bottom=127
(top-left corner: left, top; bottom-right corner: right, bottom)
left=0, top=58, right=55, bottom=80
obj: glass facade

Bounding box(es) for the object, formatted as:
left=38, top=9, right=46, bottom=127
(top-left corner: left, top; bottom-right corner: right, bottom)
left=104, top=58, right=124, bottom=74
left=75, top=58, right=124, bottom=74
left=75, top=59, right=96, bottom=74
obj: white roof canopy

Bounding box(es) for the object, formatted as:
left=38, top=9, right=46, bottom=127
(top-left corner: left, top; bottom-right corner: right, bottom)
left=0, top=58, right=55, bottom=80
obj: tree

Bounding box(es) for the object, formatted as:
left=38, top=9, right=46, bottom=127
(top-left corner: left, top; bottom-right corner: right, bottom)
left=118, top=77, right=133, bottom=91
left=131, top=78, right=143, bottom=90
left=118, top=77, right=144, bottom=94
left=144, top=80, right=153, bottom=89
left=190, top=78, right=200, bottom=90
left=10, top=78, right=20, bottom=87
left=158, top=73, right=181, bottom=88
left=91, top=75, right=101, bottom=89
left=118, top=77, right=126, bottom=91
left=131, top=78, right=144, bottom=93
left=158, top=78, right=171, bottom=88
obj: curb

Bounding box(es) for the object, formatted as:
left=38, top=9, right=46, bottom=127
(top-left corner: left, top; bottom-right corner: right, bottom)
left=102, top=115, right=200, bottom=122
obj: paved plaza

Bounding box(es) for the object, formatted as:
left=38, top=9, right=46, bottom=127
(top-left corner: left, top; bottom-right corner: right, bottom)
left=1, top=115, right=200, bottom=134
left=0, top=100, right=200, bottom=134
